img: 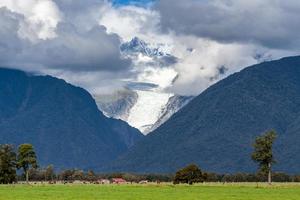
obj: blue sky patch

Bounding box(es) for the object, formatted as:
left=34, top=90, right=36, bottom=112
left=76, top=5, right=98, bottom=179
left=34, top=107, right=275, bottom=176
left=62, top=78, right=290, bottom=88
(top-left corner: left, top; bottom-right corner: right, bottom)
left=112, top=0, right=154, bottom=6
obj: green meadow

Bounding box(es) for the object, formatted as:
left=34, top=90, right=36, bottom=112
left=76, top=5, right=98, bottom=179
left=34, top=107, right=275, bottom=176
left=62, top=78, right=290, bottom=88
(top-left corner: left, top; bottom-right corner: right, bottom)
left=0, top=183, right=299, bottom=200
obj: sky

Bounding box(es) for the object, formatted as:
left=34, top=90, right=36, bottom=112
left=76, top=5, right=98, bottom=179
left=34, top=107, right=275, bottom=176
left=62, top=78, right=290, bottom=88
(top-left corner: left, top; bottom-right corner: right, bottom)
left=113, top=0, right=154, bottom=6
left=0, top=0, right=300, bottom=96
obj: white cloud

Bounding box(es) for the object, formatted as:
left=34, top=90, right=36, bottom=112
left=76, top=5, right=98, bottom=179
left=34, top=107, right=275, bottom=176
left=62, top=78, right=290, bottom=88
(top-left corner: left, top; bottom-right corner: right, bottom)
left=158, top=34, right=298, bottom=96
left=52, top=69, right=131, bottom=94
left=166, top=36, right=257, bottom=95
left=99, top=3, right=172, bottom=44
left=0, top=0, right=61, bottom=41
left=136, top=67, right=177, bottom=89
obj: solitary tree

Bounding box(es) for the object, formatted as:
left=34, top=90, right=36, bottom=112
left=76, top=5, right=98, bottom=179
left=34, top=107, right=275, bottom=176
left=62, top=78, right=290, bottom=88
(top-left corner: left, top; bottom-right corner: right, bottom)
left=251, top=130, right=277, bottom=184
left=17, top=144, right=38, bottom=183
left=173, top=164, right=205, bottom=185
left=0, top=144, right=17, bottom=184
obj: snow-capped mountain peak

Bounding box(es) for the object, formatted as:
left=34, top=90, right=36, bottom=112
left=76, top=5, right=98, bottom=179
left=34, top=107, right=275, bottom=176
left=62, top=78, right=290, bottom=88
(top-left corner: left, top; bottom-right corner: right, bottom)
left=120, top=37, right=165, bottom=57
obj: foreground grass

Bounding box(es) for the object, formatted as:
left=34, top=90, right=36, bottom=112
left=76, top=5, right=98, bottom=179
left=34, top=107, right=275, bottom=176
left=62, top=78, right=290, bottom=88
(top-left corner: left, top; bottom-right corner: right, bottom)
left=0, top=183, right=300, bottom=200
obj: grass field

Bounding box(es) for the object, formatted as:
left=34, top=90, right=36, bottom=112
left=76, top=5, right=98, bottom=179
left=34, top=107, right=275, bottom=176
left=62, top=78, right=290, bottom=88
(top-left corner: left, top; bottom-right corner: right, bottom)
left=0, top=183, right=299, bottom=200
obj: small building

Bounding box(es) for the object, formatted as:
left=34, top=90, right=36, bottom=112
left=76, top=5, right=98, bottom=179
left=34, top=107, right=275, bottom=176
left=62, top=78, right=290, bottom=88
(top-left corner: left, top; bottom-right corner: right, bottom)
left=139, top=180, right=149, bottom=184
left=73, top=180, right=84, bottom=184
left=99, top=179, right=111, bottom=184
left=112, top=178, right=127, bottom=184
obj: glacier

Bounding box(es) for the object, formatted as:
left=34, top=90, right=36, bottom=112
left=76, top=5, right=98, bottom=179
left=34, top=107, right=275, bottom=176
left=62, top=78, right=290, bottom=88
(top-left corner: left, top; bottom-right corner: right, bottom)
left=127, top=90, right=173, bottom=133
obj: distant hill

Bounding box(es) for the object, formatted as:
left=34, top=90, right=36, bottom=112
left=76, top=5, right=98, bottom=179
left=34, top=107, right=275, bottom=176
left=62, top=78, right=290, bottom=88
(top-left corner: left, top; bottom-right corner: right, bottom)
left=103, top=56, right=300, bottom=174
left=0, top=68, right=143, bottom=170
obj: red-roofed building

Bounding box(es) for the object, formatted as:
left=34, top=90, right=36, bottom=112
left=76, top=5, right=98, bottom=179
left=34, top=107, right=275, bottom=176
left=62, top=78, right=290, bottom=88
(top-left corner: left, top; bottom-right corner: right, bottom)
left=112, top=178, right=127, bottom=184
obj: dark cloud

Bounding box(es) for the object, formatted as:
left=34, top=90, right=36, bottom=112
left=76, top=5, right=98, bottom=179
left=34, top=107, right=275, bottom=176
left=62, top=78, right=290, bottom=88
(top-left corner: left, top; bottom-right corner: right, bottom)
left=126, top=81, right=159, bottom=91
left=156, top=55, right=178, bottom=67
left=0, top=8, right=26, bottom=65
left=53, top=0, right=106, bottom=33
left=23, top=23, right=131, bottom=71
left=0, top=7, right=131, bottom=72
left=209, top=65, right=228, bottom=81
left=157, top=0, right=300, bottom=49
left=53, top=0, right=105, bottom=11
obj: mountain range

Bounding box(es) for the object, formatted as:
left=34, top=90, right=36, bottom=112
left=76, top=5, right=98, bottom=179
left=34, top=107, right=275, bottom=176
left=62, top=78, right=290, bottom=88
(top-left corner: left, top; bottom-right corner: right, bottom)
left=2, top=55, right=300, bottom=174
left=102, top=56, right=300, bottom=174
left=0, top=68, right=143, bottom=170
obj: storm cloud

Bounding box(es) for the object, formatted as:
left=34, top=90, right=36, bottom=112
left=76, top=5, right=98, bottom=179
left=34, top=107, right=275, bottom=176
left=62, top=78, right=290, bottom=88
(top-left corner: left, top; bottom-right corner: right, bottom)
left=0, top=8, right=25, bottom=65
left=0, top=1, right=131, bottom=73
left=21, top=23, right=131, bottom=72
left=157, top=0, right=300, bottom=49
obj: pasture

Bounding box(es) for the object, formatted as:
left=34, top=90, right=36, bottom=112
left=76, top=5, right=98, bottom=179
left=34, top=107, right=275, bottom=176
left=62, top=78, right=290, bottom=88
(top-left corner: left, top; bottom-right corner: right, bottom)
left=0, top=183, right=299, bottom=200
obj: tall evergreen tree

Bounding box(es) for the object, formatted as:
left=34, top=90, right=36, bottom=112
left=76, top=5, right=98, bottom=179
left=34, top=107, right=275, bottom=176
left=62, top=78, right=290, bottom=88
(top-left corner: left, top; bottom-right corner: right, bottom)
left=0, top=144, right=17, bottom=184
left=17, top=144, right=38, bottom=183
left=251, top=130, right=277, bottom=184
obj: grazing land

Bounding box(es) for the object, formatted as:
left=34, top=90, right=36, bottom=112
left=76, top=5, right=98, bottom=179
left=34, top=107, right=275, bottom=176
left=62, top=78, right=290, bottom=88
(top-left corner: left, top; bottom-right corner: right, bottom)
left=0, top=183, right=299, bottom=200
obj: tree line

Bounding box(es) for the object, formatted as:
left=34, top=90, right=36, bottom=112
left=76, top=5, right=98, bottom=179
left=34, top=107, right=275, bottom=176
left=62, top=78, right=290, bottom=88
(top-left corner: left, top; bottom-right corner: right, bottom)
left=15, top=167, right=300, bottom=184
left=17, top=169, right=174, bottom=183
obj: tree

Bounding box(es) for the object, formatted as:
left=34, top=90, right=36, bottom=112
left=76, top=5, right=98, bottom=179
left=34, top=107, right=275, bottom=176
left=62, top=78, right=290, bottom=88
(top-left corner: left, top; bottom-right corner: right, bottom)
left=17, top=144, right=38, bottom=183
left=59, top=169, right=74, bottom=182
left=44, top=165, right=55, bottom=181
left=173, top=164, right=205, bottom=185
left=72, top=169, right=84, bottom=181
left=0, top=144, right=17, bottom=184
left=86, top=170, right=96, bottom=182
left=251, top=130, right=277, bottom=184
